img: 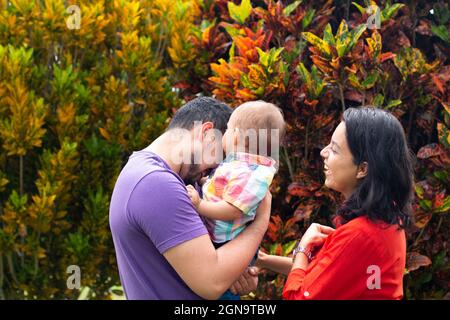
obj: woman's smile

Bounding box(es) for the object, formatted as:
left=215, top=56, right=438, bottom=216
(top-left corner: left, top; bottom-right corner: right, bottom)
left=323, top=163, right=331, bottom=175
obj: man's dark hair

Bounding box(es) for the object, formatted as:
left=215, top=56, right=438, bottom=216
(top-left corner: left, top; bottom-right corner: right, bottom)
left=167, top=97, right=233, bottom=133
left=336, top=107, right=415, bottom=229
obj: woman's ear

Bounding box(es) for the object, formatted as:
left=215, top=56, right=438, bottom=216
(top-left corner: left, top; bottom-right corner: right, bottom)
left=356, top=161, right=368, bottom=179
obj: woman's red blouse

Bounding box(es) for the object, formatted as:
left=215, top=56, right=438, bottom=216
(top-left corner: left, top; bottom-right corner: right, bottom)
left=283, top=216, right=406, bottom=300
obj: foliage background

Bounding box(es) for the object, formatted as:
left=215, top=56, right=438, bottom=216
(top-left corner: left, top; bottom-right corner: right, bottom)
left=0, top=0, right=448, bottom=299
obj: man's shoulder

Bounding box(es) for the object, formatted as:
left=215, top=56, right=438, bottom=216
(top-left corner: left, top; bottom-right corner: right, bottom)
left=122, top=150, right=183, bottom=187
left=132, top=168, right=184, bottom=195
left=111, top=150, right=187, bottom=214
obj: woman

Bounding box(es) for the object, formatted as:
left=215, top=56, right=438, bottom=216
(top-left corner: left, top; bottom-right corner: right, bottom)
left=255, top=107, right=414, bottom=299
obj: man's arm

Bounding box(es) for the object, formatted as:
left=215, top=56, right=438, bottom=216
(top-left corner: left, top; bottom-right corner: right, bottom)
left=164, top=192, right=272, bottom=300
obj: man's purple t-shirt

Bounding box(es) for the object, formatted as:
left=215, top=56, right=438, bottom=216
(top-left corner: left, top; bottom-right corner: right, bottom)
left=109, top=149, right=208, bottom=299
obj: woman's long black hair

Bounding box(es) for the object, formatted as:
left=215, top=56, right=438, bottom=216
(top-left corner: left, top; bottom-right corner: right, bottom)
left=336, top=107, right=415, bottom=229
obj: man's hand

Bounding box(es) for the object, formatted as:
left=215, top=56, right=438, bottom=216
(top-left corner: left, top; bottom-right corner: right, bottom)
left=229, top=267, right=260, bottom=296
left=186, top=184, right=201, bottom=209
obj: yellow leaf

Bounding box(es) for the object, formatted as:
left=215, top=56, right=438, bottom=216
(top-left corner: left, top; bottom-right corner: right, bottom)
left=99, top=127, right=110, bottom=141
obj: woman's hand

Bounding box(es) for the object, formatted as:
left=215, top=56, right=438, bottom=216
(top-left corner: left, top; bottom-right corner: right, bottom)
left=299, top=223, right=335, bottom=251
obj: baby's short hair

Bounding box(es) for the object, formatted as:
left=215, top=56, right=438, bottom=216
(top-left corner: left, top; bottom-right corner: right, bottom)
left=230, top=100, right=286, bottom=159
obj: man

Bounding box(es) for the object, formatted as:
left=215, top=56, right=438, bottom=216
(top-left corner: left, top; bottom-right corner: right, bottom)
left=109, top=97, right=271, bottom=299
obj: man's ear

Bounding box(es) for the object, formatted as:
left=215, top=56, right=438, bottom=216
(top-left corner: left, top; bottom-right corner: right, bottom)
left=201, top=121, right=215, bottom=142
left=356, top=161, right=368, bottom=179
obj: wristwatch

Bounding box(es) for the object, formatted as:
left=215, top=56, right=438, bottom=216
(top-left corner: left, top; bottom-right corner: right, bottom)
left=292, top=242, right=312, bottom=262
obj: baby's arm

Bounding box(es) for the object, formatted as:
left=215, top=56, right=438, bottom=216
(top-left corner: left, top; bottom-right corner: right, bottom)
left=186, top=185, right=242, bottom=221
left=255, top=251, right=293, bottom=276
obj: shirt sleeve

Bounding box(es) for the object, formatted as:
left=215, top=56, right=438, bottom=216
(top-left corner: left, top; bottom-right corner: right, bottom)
left=128, top=170, right=208, bottom=254
left=282, top=227, right=380, bottom=300
left=222, top=165, right=275, bottom=216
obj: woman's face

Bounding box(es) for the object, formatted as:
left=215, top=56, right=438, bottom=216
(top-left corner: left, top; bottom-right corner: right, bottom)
left=320, top=122, right=362, bottom=199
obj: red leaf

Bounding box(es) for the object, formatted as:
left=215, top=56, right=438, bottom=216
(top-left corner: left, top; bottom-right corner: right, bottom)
left=397, top=30, right=411, bottom=48
left=293, top=204, right=314, bottom=221
left=413, top=210, right=432, bottom=229
left=431, top=74, right=445, bottom=94
left=288, top=182, right=320, bottom=197
left=437, top=65, right=450, bottom=82
left=432, top=191, right=446, bottom=211
left=345, top=90, right=363, bottom=103
left=406, top=252, right=432, bottom=272
left=417, top=143, right=442, bottom=159
left=378, top=52, right=396, bottom=62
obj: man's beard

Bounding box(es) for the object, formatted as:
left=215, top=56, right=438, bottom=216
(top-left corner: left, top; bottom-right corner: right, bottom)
left=181, top=153, right=204, bottom=185
left=182, top=163, right=204, bottom=186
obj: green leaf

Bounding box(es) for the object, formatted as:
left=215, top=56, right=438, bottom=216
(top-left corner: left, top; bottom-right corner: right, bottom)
left=311, top=66, right=325, bottom=97
left=257, top=47, right=269, bottom=68
left=223, top=23, right=242, bottom=38
left=284, top=0, right=302, bottom=16
left=352, top=2, right=366, bottom=14
left=373, top=93, right=385, bottom=107
left=228, top=0, right=252, bottom=25
left=280, top=62, right=290, bottom=86
left=419, top=199, right=432, bottom=211
left=433, top=3, right=450, bottom=25
left=381, top=3, right=404, bottom=22
left=431, top=24, right=450, bottom=43
left=302, top=32, right=331, bottom=56
left=296, top=62, right=311, bottom=86
left=336, top=20, right=348, bottom=39
left=301, top=8, right=315, bottom=29
left=415, top=183, right=424, bottom=199
left=241, top=74, right=252, bottom=89
left=432, top=251, right=447, bottom=270
left=10, top=190, right=28, bottom=210
left=348, top=72, right=363, bottom=90
left=433, top=170, right=448, bottom=183
left=335, top=20, right=350, bottom=57
left=282, top=240, right=298, bottom=256
left=385, top=99, right=402, bottom=109
left=323, top=23, right=335, bottom=46
left=346, top=24, right=367, bottom=55
left=229, top=41, right=236, bottom=61
left=257, top=47, right=284, bottom=72
left=361, top=71, right=379, bottom=89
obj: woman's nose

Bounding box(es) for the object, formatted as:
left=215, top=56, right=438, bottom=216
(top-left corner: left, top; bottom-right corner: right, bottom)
left=320, top=146, right=328, bottom=158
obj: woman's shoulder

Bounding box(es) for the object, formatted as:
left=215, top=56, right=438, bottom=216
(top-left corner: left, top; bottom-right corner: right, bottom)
left=337, top=215, right=399, bottom=232
left=332, top=216, right=405, bottom=252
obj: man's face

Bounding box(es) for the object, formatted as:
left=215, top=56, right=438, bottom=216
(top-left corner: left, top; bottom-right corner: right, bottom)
left=179, top=123, right=224, bottom=185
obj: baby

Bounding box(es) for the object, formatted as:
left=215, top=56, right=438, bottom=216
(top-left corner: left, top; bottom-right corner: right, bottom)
left=186, top=100, right=285, bottom=299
